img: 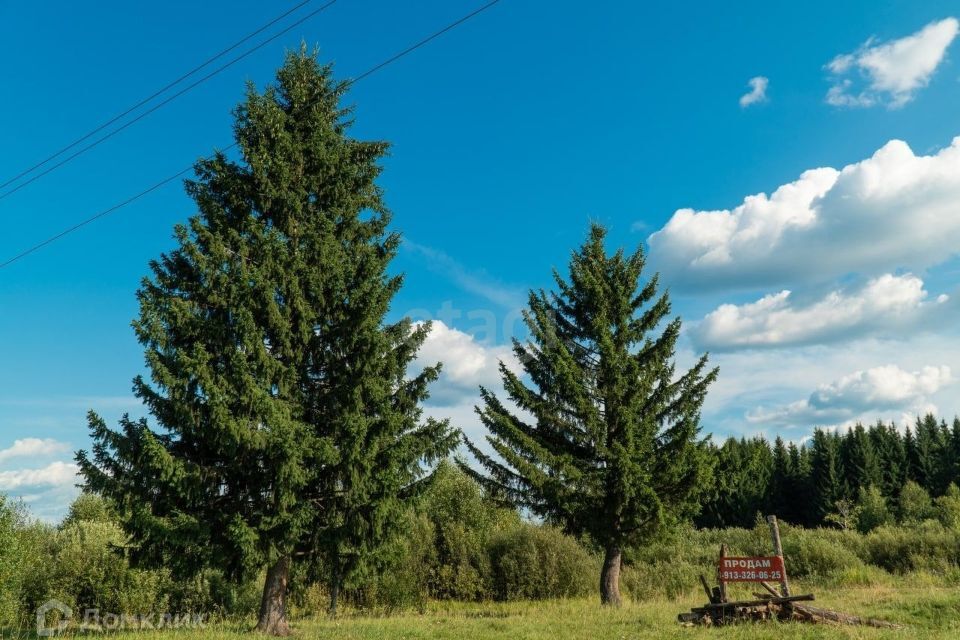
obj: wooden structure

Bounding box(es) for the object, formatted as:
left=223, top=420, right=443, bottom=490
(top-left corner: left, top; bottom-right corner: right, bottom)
left=678, top=515, right=901, bottom=628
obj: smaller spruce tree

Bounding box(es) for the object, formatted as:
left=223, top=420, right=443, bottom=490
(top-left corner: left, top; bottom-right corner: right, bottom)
left=463, top=224, right=717, bottom=606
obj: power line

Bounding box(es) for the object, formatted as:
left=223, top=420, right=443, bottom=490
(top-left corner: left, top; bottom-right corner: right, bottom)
left=0, top=0, right=317, bottom=193
left=0, top=0, right=340, bottom=203
left=0, top=0, right=501, bottom=271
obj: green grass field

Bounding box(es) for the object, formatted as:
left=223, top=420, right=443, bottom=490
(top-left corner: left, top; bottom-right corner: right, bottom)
left=69, top=581, right=959, bottom=640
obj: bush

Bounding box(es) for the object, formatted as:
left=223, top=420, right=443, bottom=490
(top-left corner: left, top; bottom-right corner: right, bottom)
left=856, top=485, right=892, bottom=533
left=418, top=461, right=519, bottom=601
left=899, top=481, right=934, bottom=523
left=934, top=483, right=960, bottom=530
left=862, top=521, right=960, bottom=574
left=0, top=496, right=29, bottom=627
left=488, top=523, right=597, bottom=600
left=365, top=512, right=435, bottom=612
left=46, top=520, right=170, bottom=614
left=60, top=493, right=116, bottom=528
left=621, top=559, right=701, bottom=600
left=15, top=492, right=263, bottom=622
left=779, top=527, right=866, bottom=578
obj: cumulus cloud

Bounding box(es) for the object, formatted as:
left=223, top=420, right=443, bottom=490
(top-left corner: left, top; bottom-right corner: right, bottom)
left=0, top=437, right=69, bottom=463
left=647, top=137, right=960, bottom=291
left=0, top=460, right=80, bottom=522
left=691, top=274, right=951, bottom=350
left=414, top=320, right=520, bottom=405
left=746, top=364, right=952, bottom=428
left=739, top=76, right=769, bottom=107
left=0, top=461, right=78, bottom=491
left=826, top=17, right=958, bottom=108
left=411, top=321, right=532, bottom=456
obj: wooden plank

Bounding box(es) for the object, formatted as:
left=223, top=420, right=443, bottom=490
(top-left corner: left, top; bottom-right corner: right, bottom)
left=766, top=515, right=791, bottom=597
left=791, top=604, right=902, bottom=629
left=691, top=593, right=815, bottom=612
left=717, top=544, right=728, bottom=602
left=677, top=611, right=703, bottom=624
left=699, top=574, right=715, bottom=603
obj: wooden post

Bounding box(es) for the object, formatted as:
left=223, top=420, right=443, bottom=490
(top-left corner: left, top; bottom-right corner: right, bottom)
left=717, top=544, right=728, bottom=603
left=766, top=515, right=791, bottom=597
left=699, top=575, right=715, bottom=603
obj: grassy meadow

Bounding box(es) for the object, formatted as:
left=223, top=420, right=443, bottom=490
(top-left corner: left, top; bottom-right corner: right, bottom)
left=33, top=580, right=958, bottom=639
left=16, top=476, right=960, bottom=638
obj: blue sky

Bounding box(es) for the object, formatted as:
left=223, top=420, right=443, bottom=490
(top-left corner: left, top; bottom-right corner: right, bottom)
left=3, top=0, right=960, bottom=520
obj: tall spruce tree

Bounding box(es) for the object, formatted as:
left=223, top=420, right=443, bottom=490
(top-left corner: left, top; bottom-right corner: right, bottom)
left=841, top=424, right=882, bottom=497
left=950, top=418, right=960, bottom=487
left=770, top=437, right=791, bottom=520
left=810, top=429, right=843, bottom=522
left=788, top=442, right=815, bottom=526
left=869, top=420, right=906, bottom=499
left=911, top=415, right=945, bottom=492
left=463, top=224, right=717, bottom=606
left=76, top=50, right=456, bottom=635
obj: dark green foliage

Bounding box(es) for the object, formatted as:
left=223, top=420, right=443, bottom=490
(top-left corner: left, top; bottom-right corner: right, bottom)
left=698, top=414, right=960, bottom=530
left=869, top=421, right=907, bottom=498
left=811, top=430, right=844, bottom=520
left=463, top=224, right=717, bottom=604
left=697, top=437, right=772, bottom=528
left=841, top=424, right=882, bottom=496
left=905, top=415, right=956, bottom=495
left=76, top=48, right=456, bottom=627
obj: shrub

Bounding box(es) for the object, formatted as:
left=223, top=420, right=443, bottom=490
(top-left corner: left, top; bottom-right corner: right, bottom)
left=418, top=461, right=518, bottom=601
left=857, top=485, right=893, bottom=533
left=60, top=493, right=116, bottom=528
left=0, top=496, right=29, bottom=627
left=779, top=527, right=866, bottom=578
left=366, top=511, right=435, bottom=612
left=899, top=481, right=934, bottom=523
left=825, top=499, right=860, bottom=531
left=934, top=483, right=960, bottom=530
left=48, top=520, right=169, bottom=614
left=621, top=559, right=701, bottom=600
left=488, top=523, right=597, bottom=600
left=862, top=521, right=960, bottom=573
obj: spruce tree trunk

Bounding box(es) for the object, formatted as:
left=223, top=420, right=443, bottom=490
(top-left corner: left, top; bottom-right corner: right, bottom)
left=600, top=545, right=622, bottom=607
left=328, top=563, right=340, bottom=616
left=256, top=556, right=291, bottom=636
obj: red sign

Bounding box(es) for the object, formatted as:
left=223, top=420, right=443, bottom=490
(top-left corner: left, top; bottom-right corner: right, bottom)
left=718, top=556, right=785, bottom=583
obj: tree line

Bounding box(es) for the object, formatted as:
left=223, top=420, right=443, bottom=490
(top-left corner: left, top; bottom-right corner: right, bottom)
left=698, top=415, right=960, bottom=530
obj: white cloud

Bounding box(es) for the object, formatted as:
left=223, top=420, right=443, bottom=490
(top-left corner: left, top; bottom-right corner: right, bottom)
left=647, top=137, right=960, bottom=291
left=746, top=364, right=952, bottom=428
left=826, top=18, right=958, bottom=108
left=413, top=321, right=533, bottom=460
left=0, top=437, right=70, bottom=464
left=692, top=273, right=951, bottom=350
left=415, top=320, right=520, bottom=405
left=739, top=76, right=769, bottom=107
left=0, top=461, right=78, bottom=491
left=0, top=461, right=81, bottom=523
